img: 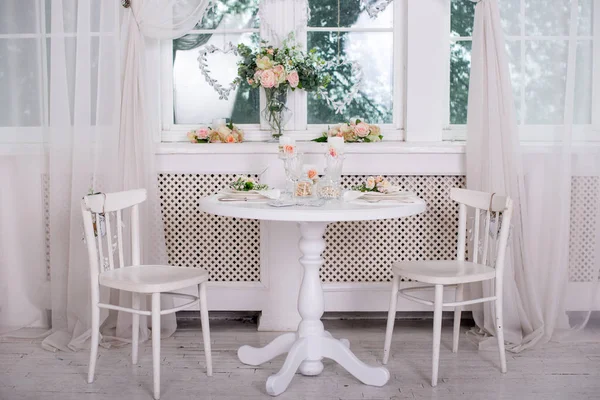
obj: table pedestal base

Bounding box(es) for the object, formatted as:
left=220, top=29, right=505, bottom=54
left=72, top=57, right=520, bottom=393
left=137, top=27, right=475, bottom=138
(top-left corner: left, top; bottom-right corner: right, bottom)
left=238, top=331, right=388, bottom=396
left=238, top=222, right=390, bottom=396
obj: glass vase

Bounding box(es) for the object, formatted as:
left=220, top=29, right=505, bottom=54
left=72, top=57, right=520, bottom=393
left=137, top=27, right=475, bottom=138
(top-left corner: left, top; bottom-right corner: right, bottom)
left=324, top=153, right=345, bottom=184
left=262, top=86, right=292, bottom=141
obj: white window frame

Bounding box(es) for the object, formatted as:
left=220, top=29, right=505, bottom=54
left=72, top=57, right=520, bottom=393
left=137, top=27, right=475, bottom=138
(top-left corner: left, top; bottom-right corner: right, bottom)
left=443, top=0, right=600, bottom=142
left=160, top=0, right=405, bottom=142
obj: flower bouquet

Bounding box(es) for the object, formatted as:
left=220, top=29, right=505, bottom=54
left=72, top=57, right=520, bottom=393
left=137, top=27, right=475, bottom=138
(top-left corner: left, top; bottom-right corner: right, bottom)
left=313, top=119, right=383, bottom=143
left=236, top=35, right=330, bottom=139
left=187, top=122, right=244, bottom=143
left=353, top=176, right=398, bottom=194
left=229, top=176, right=268, bottom=192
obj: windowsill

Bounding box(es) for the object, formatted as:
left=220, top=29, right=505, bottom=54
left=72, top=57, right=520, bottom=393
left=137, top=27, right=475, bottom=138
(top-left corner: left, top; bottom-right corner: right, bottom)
left=156, top=141, right=467, bottom=155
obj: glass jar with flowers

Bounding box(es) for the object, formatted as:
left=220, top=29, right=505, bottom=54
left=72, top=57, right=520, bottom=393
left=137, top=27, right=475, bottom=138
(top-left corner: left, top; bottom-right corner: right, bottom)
left=236, top=35, right=330, bottom=140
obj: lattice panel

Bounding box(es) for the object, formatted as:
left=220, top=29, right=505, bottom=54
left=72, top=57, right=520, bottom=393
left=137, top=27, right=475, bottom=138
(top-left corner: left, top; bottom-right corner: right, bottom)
left=569, top=176, right=600, bottom=282
left=158, top=174, right=261, bottom=282
left=321, top=176, right=465, bottom=282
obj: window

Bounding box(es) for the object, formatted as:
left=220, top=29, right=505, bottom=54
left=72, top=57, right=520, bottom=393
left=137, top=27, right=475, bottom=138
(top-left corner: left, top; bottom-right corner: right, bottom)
left=0, top=0, right=47, bottom=143
left=162, top=0, right=401, bottom=141
left=0, top=0, right=114, bottom=144
left=171, top=0, right=261, bottom=126
left=306, top=0, right=395, bottom=125
left=447, top=0, right=598, bottom=140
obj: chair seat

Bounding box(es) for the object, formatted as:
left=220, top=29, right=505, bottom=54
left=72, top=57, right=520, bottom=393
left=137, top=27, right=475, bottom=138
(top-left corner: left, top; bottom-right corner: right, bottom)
left=99, top=265, right=209, bottom=293
left=392, top=260, right=496, bottom=285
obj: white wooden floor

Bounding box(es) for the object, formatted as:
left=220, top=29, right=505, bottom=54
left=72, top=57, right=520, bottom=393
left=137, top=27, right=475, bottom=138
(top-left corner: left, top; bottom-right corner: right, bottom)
left=1, top=319, right=599, bottom=400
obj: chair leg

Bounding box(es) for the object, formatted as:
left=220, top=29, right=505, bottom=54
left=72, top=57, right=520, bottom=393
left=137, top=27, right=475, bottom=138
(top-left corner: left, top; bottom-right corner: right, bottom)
left=431, top=284, right=444, bottom=387
left=87, top=303, right=100, bottom=384
left=495, top=294, right=507, bottom=373
left=151, top=293, right=161, bottom=400
left=199, top=282, right=213, bottom=377
left=132, top=292, right=140, bottom=365
left=382, top=275, right=400, bottom=365
left=452, top=283, right=463, bottom=353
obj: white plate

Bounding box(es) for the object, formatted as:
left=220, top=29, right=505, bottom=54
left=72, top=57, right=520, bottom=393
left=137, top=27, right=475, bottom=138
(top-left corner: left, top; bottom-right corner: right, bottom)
left=221, top=188, right=266, bottom=199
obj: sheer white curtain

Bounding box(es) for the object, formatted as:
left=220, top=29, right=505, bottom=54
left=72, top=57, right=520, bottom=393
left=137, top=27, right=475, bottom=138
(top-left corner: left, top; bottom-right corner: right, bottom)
left=0, top=0, right=211, bottom=350
left=466, top=0, right=599, bottom=351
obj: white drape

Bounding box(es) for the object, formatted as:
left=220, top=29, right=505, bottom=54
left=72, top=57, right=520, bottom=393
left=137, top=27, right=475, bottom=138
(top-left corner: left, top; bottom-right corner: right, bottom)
left=466, top=0, right=599, bottom=351
left=0, top=0, right=211, bottom=349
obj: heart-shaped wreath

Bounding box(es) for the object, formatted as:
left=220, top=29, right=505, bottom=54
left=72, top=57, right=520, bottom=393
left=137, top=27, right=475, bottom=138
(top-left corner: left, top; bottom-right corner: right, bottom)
left=317, top=59, right=364, bottom=114
left=361, top=0, right=394, bottom=18
left=197, top=42, right=240, bottom=101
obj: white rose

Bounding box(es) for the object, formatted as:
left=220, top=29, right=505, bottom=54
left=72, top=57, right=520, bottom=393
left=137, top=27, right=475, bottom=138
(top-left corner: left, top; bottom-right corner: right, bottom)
left=366, top=177, right=375, bottom=190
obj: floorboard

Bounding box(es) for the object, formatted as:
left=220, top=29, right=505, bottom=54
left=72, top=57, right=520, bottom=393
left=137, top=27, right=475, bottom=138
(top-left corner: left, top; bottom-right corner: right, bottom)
left=1, top=319, right=599, bottom=400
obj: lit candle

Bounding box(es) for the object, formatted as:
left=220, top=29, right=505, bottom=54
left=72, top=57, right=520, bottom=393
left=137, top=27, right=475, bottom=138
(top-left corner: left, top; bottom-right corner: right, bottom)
left=212, top=118, right=226, bottom=127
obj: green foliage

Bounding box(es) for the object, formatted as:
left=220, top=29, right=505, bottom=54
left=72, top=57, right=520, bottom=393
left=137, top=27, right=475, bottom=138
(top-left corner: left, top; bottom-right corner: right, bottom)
left=229, top=177, right=268, bottom=191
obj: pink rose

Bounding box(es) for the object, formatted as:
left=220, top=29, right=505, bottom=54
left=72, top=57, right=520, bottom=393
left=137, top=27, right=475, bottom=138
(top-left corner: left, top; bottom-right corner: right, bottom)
left=226, top=135, right=236, bottom=143
left=307, top=169, right=318, bottom=180
left=247, top=78, right=254, bottom=85
left=196, top=128, right=209, bottom=140
left=283, top=144, right=295, bottom=155
left=287, top=70, right=299, bottom=88
left=253, top=70, right=263, bottom=81
left=187, top=131, right=197, bottom=142
left=272, top=65, right=286, bottom=85
left=354, top=122, right=370, bottom=138
left=328, top=147, right=338, bottom=158
left=260, top=69, right=276, bottom=88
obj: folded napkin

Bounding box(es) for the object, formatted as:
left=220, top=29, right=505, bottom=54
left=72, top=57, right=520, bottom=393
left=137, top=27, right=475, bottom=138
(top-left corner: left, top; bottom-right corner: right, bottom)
left=343, top=190, right=368, bottom=202
left=257, top=189, right=281, bottom=199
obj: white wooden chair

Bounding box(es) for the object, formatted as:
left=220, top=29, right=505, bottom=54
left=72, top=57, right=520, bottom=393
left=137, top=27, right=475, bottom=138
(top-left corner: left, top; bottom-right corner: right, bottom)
left=382, top=188, right=513, bottom=387
left=81, top=189, right=212, bottom=400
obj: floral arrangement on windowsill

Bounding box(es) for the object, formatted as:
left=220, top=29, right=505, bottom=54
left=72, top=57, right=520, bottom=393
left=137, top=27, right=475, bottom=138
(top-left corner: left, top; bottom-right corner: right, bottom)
left=353, top=176, right=398, bottom=194
left=312, top=119, right=383, bottom=143
left=187, top=122, right=244, bottom=143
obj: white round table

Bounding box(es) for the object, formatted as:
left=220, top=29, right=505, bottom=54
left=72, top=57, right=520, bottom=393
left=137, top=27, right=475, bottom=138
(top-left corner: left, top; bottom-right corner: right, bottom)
left=199, top=195, right=426, bottom=396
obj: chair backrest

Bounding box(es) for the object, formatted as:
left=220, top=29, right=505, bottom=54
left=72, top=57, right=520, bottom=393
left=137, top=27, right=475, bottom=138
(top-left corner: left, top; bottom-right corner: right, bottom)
left=81, top=189, right=147, bottom=281
left=450, top=188, right=513, bottom=277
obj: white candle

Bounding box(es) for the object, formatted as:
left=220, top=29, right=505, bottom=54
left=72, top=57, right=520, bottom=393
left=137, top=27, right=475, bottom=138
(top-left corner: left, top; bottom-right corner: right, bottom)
left=212, top=118, right=226, bottom=127
left=328, top=136, right=344, bottom=151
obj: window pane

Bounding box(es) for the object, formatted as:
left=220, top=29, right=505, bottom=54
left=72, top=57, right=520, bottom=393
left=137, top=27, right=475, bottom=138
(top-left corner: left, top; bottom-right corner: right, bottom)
left=449, top=41, right=471, bottom=125
left=196, top=0, right=260, bottom=30
left=498, top=0, right=521, bottom=36
left=578, top=0, right=594, bottom=36
left=525, top=0, right=571, bottom=36
left=450, top=0, right=475, bottom=37
left=505, top=40, right=522, bottom=123
left=307, top=31, right=393, bottom=124
left=308, top=0, right=392, bottom=29
left=173, top=33, right=260, bottom=125
left=0, top=39, right=42, bottom=127
left=0, top=0, right=40, bottom=34
left=574, top=41, right=593, bottom=124
left=524, top=40, right=567, bottom=124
